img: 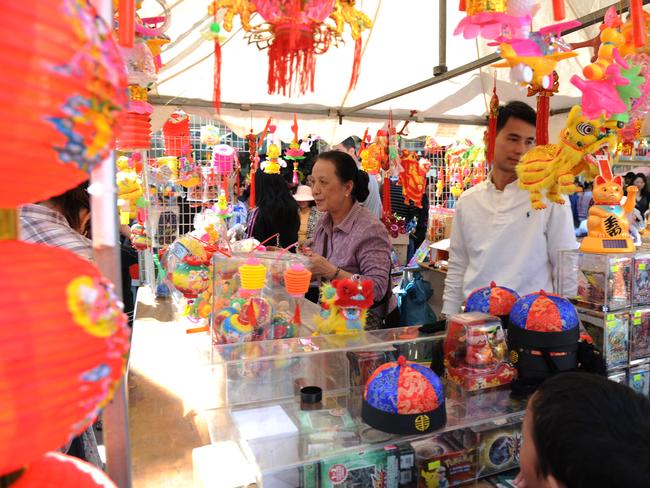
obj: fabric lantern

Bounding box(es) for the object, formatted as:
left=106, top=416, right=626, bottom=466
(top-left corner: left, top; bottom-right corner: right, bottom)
left=9, top=451, right=116, bottom=487
left=163, top=111, right=191, bottom=157
left=0, top=241, right=130, bottom=475
left=0, top=0, right=128, bottom=207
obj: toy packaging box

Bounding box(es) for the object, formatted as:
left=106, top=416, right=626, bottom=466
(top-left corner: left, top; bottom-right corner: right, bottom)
left=559, top=251, right=632, bottom=312
left=579, top=309, right=630, bottom=371
left=629, top=364, right=650, bottom=397
left=413, top=436, right=476, bottom=488
left=472, top=423, right=522, bottom=478
left=631, top=309, right=650, bottom=362
left=634, top=256, right=650, bottom=306
left=301, top=444, right=415, bottom=488
left=608, top=369, right=628, bottom=385
left=444, top=313, right=515, bottom=391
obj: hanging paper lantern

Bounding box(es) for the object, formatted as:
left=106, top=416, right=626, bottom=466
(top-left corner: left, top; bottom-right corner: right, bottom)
left=213, top=144, right=235, bottom=175
left=0, top=0, right=128, bottom=208
left=10, top=451, right=116, bottom=488
left=163, top=111, right=191, bottom=157
left=116, top=86, right=152, bottom=151
left=0, top=241, right=130, bottom=475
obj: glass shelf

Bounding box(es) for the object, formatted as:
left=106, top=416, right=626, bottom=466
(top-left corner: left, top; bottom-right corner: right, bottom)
left=204, top=383, right=526, bottom=476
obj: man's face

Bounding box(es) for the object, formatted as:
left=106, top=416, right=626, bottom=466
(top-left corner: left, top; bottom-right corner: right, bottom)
left=493, top=117, right=536, bottom=176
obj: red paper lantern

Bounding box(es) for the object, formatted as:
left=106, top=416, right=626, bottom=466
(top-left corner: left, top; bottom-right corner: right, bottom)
left=0, top=241, right=130, bottom=475
left=0, top=0, right=128, bottom=207
left=10, top=452, right=116, bottom=487
left=163, top=111, right=191, bottom=156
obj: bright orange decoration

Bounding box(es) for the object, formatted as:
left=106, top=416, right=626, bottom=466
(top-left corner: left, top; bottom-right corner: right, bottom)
left=0, top=241, right=130, bottom=475
left=398, top=150, right=430, bottom=208
left=284, top=263, right=312, bottom=297
left=0, top=0, right=128, bottom=207
left=11, top=451, right=117, bottom=487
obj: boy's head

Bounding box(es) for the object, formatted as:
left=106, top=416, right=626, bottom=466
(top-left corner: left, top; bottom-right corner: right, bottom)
left=519, top=372, right=650, bottom=488
left=493, top=101, right=536, bottom=177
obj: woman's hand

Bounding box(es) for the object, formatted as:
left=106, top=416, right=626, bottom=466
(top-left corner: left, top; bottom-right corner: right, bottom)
left=308, top=252, right=337, bottom=279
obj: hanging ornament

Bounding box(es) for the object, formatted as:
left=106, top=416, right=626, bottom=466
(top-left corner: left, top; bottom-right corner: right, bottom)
left=202, top=11, right=226, bottom=113
left=486, top=79, right=499, bottom=163
left=116, top=85, right=152, bottom=151
left=0, top=0, right=128, bottom=207
left=285, top=114, right=305, bottom=185
left=527, top=71, right=559, bottom=146
left=163, top=111, right=191, bottom=157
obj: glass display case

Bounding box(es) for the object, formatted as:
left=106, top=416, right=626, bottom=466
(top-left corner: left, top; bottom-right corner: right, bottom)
left=195, top=327, right=527, bottom=487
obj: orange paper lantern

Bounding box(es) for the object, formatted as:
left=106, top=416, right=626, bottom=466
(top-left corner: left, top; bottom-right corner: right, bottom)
left=11, top=451, right=116, bottom=487
left=0, top=241, right=130, bottom=475
left=0, top=0, right=128, bottom=207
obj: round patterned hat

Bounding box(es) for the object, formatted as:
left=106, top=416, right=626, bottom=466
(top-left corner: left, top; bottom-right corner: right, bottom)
left=509, top=290, right=579, bottom=332
left=362, top=356, right=446, bottom=435
left=465, top=282, right=520, bottom=316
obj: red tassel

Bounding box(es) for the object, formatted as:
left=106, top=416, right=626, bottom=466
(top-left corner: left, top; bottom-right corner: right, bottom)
left=292, top=303, right=301, bottom=326
left=631, top=0, right=646, bottom=47
left=349, top=38, right=362, bottom=91
left=118, top=0, right=135, bottom=48
left=536, top=94, right=550, bottom=146
left=459, top=0, right=467, bottom=12
left=486, top=83, right=499, bottom=164
left=214, top=39, right=222, bottom=114
left=267, top=26, right=316, bottom=96
left=552, top=0, right=565, bottom=21
left=382, top=174, right=392, bottom=217
left=249, top=165, right=256, bottom=209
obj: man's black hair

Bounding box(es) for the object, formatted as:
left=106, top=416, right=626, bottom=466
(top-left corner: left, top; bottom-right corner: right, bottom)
left=339, top=136, right=360, bottom=153
left=530, top=372, right=650, bottom=488
left=496, top=101, right=536, bottom=132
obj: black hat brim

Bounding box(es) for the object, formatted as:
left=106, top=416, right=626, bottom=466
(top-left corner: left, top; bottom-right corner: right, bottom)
left=362, top=401, right=446, bottom=435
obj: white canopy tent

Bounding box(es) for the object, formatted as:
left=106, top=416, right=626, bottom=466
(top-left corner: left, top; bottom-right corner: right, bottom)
left=145, top=0, right=649, bottom=144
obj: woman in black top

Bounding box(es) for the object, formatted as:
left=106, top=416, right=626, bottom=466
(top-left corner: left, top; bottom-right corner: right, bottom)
left=634, top=173, right=650, bottom=216
left=247, top=169, right=299, bottom=249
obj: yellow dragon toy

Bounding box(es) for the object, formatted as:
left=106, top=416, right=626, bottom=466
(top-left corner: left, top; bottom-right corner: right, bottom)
left=517, top=105, right=617, bottom=210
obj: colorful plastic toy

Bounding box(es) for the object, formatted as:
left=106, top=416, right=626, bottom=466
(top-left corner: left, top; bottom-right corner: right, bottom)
left=116, top=169, right=144, bottom=222
left=170, top=256, right=210, bottom=299
left=129, top=222, right=151, bottom=251
left=583, top=9, right=626, bottom=81
left=580, top=156, right=636, bottom=253
left=261, top=143, right=284, bottom=175
left=444, top=313, right=515, bottom=391
left=517, top=105, right=617, bottom=209
left=398, top=151, right=430, bottom=208
left=314, top=278, right=373, bottom=334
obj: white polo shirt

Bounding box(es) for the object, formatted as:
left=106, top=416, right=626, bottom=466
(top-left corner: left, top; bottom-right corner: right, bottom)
left=442, top=177, right=578, bottom=315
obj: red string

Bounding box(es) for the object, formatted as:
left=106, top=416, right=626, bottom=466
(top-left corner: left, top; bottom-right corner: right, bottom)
left=213, top=38, right=222, bottom=114
left=348, top=38, right=362, bottom=91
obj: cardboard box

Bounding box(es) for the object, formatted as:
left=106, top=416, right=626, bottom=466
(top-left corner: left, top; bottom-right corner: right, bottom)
left=633, top=256, right=650, bottom=306
left=579, top=309, right=630, bottom=371
left=473, top=424, right=522, bottom=478
left=413, top=437, right=476, bottom=488
left=629, top=364, right=650, bottom=397
left=631, top=308, right=650, bottom=362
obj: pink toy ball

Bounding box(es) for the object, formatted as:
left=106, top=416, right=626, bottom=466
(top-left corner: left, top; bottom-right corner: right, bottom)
left=212, top=144, right=235, bottom=175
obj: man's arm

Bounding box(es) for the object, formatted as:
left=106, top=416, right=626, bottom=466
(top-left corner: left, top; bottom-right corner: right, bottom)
left=442, top=203, right=468, bottom=315
left=547, top=197, right=579, bottom=295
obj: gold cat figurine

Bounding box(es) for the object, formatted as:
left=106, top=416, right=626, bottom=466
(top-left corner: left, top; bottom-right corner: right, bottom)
left=580, top=169, right=636, bottom=253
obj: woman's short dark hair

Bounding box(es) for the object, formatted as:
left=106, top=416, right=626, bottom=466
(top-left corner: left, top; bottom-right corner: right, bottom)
left=45, top=180, right=90, bottom=232
left=316, top=150, right=370, bottom=203
left=530, top=372, right=650, bottom=488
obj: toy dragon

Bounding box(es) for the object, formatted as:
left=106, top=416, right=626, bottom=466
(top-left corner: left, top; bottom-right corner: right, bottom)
left=314, top=279, right=373, bottom=335
left=398, top=150, right=430, bottom=208
left=517, top=105, right=617, bottom=209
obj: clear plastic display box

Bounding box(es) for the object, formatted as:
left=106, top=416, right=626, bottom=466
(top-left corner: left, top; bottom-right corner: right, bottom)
left=558, top=250, right=632, bottom=312
left=196, top=327, right=528, bottom=486
left=578, top=309, right=630, bottom=371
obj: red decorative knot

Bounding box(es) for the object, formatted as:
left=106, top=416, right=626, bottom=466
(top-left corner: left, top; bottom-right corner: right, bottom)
left=397, top=356, right=407, bottom=367
left=490, top=281, right=497, bottom=288
left=539, top=289, right=547, bottom=297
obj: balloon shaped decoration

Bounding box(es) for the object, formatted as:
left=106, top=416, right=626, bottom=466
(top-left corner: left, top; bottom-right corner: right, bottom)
left=0, top=0, right=128, bottom=207
left=0, top=241, right=130, bottom=475
left=10, top=451, right=117, bottom=488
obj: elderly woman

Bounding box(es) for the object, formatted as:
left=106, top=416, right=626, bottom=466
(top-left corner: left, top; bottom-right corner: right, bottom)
left=302, top=151, right=398, bottom=328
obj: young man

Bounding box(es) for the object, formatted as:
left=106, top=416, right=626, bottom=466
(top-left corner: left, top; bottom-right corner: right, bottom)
left=515, top=372, right=650, bottom=487
left=442, top=101, right=577, bottom=315
left=333, top=136, right=383, bottom=219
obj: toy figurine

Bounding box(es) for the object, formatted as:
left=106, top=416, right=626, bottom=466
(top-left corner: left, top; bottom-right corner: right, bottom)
left=398, top=150, right=430, bottom=208
left=517, top=105, right=617, bottom=209
left=580, top=156, right=636, bottom=253
left=314, top=278, right=374, bottom=335
left=261, top=143, right=285, bottom=175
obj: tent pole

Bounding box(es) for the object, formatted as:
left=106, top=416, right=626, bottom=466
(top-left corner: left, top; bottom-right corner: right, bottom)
left=340, top=0, right=650, bottom=116
left=434, top=0, right=448, bottom=76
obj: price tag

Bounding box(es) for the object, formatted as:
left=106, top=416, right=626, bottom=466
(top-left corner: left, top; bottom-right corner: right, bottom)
left=428, top=460, right=441, bottom=471
left=607, top=314, right=615, bottom=321
left=640, top=263, right=647, bottom=271
left=635, top=311, right=642, bottom=318
left=634, top=318, right=642, bottom=326
left=635, top=374, right=642, bottom=382
left=611, top=266, right=619, bottom=273
left=607, top=320, right=617, bottom=329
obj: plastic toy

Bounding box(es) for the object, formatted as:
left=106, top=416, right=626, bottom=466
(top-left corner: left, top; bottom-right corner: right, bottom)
left=454, top=0, right=516, bottom=40
left=129, top=222, right=151, bottom=250
left=314, top=279, right=374, bottom=334
left=362, top=356, right=446, bottom=435
left=583, top=9, right=626, bottom=81
left=200, top=124, right=220, bottom=146
left=444, top=313, right=515, bottom=391
left=212, top=144, right=235, bottom=175
left=261, top=143, right=285, bottom=174
left=580, top=156, right=636, bottom=253
left=517, top=105, right=617, bottom=209
left=570, top=64, right=630, bottom=121
left=178, top=154, right=200, bottom=188
left=116, top=169, right=144, bottom=222
left=285, top=115, right=305, bottom=184
left=170, top=256, right=210, bottom=299
left=398, top=151, right=430, bottom=207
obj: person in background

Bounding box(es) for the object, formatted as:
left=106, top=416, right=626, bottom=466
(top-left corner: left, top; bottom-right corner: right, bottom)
left=19, top=182, right=102, bottom=468
left=576, top=181, right=593, bottom=222
left=302, top=151, right=399, bottom=328
left=246, top=169, right=299, bottom=249
left=514, top=372, right=650, bottom=488
left=333, top=136, right=383, bottom=219
left=634, top=172, right=650, bottom=215
left=293, top=184, right=322, bottom=246
left=442, top=101, right=577, bottom=315
left=568, top=181, right=581, bottom=229
left=623, top=171, right=636, bottom=196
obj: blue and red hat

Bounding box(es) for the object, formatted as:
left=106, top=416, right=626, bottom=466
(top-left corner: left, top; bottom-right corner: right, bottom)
left=465, top=282, right=520, bottom=317
left=508, top=291, right=580, bottom=389
left=509, top=290, right=579, bottom=332
left=362, top=356, right=446, bottom=435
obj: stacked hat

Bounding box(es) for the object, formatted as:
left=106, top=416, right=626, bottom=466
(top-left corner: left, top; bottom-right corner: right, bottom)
left=362, top=356, right=446, bottom=435
left=508, top=290, right=580, bottom=391
left=465, top=282, right=520, bottom=318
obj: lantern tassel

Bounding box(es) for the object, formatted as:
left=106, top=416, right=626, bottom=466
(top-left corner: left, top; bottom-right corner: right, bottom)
left=552, top=0, right=565, bottom=22
left=293, top=303, right=301, bottom=326
left=631, top=0, right=646, bottom=48
left=118, top=0, right=135, bottom=48
left=267, top=28, right=316, bottom=96
left=536, top=94, right=550, bottom=146
left=459, top=0, right=467, bottom=12
left=213, top=39, right=222, bottom=114
left=349, top=38, right=363, bottom=91
left=486, top=81, right=499, bottom=164
left=382, top=174, right=392, bottom=217
left=249, top=165, right=256, bottom=209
